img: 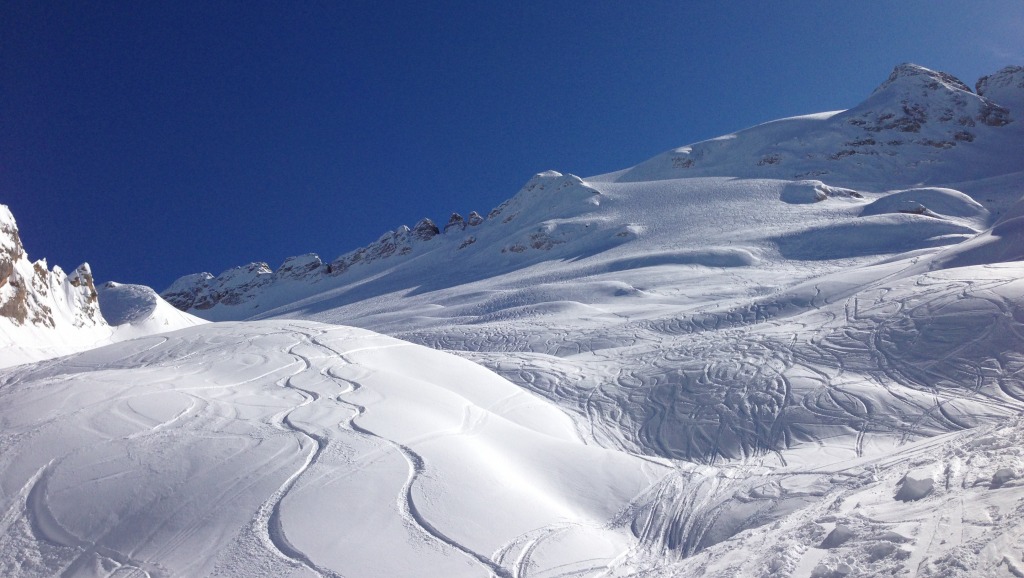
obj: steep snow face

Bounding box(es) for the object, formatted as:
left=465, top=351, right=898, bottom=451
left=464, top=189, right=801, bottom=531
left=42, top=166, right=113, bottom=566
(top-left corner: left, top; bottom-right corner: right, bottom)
left=0, top=321, right=668, bottom=577
left=0, top=204, right=109, bottom=367
left=977, top=65, right=1024, bottom=114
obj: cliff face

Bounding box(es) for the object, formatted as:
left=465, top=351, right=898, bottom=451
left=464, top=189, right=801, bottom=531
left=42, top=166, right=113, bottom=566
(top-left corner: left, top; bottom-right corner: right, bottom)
left=0, top=204, right=110, bottom=367
left=0, top=205, right=104, bottom=331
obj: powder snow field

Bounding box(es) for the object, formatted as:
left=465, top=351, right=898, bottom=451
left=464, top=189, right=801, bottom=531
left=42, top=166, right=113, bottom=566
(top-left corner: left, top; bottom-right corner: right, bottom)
left=0, top=321, right=668, bottom=577
left=2, top=64, right=1024, bottom=576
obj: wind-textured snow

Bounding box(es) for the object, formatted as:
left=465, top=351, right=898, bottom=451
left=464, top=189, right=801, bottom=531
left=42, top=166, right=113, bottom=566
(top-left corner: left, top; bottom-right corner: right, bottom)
left=3, top=63, right=1024, bottom=577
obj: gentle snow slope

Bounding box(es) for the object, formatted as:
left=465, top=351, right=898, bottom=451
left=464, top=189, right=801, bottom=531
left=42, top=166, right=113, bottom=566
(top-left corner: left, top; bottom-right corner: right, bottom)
left=0, top=320, right=667, bottom=577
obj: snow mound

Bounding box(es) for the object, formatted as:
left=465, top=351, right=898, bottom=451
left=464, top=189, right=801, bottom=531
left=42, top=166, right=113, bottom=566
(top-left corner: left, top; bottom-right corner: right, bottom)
left=922, top=194, right=1024, bottom=271
left=96, top=281, right=160, bottom=325
left=97, top=281, right=205, bottom=339
left=860, top=186, right=989, bottom=228
left=894, top=465, right=939, bottom=501
left=773, top=213, right=978, bottom=260
left=780, top=180, right=864, bottom=204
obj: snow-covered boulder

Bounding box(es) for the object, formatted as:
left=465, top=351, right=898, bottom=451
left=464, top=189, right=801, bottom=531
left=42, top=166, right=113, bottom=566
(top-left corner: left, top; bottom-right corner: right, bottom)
left=895, top=465, right=939, bottom=502
left=97, top=281, right=205, bottom=340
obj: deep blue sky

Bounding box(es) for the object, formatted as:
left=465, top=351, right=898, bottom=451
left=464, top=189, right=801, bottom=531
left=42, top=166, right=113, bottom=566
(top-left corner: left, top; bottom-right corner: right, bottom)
left=2, top=1, right=1022, bottom=291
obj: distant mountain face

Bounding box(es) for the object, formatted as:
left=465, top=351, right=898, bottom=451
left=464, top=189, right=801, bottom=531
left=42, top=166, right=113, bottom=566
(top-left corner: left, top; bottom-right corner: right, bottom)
left=161, top=63, right=1024, bottom=321
left=614, top=63, right=1020, bottom=184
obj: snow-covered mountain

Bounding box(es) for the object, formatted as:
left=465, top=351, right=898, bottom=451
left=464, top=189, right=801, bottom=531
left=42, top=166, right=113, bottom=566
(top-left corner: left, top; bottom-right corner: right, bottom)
left=0, top=205, right=205, bottom=367
left=0, top=204, right=108, bottom=367
left=162, top=64, right=1024, bottom=321
left=3, top=63, right=1024, bottom=577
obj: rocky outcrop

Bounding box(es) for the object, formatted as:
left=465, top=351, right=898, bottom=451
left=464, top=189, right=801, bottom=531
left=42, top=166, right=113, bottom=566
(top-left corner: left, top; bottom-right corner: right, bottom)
left=444, top=213, right=466, bottom=233
left=160, top=272, right=215, bottom=311
left=274, top=253, right=324, bottom=281
left=0, top=204, right=105, bottom=331
left=325, top=217, right=452, bottom=275
left=161, top=262, right=274, bottom=311
left=847, top=63, right=1010, bottom=136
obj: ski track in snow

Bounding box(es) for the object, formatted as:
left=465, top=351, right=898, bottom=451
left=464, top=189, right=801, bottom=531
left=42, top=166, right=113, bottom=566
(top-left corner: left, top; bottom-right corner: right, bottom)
left=440, top=266, right=1024, bottom=466
left=319, top=332, right=513, bottom=578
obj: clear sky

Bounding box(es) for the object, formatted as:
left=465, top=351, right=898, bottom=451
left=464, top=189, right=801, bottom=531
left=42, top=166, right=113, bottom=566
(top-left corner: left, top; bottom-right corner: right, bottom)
left=2, top=1, right=1022, bottom=291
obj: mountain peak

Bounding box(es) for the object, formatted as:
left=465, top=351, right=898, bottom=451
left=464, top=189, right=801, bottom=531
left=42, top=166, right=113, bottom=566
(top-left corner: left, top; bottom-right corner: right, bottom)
left=872, top=63, right=974, bottom=96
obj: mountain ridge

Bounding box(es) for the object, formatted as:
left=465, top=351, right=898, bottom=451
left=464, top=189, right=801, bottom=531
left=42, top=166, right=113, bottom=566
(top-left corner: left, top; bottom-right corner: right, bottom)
left=160, top=63, right=1024, bottom=322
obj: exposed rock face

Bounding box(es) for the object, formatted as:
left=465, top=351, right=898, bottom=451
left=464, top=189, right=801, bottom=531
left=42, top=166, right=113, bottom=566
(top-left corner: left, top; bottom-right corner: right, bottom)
left=161, top=272, right=215, bottom=311
left=161, top=263, right=274, bottom=311
left=67, top=263, right=102, bottom=327
left=411, top=218, right=440, bottom=241
left=0, top=204, right=105, bottom=331
left=873, top=63, right=974, bottom=95
left=324, top=217, right=449, bottom=276
left=274, top=253, right=324, bottom=281
left=444, top=213, right=466, bottom=233
left=848, top=63, right=1010, bottom=136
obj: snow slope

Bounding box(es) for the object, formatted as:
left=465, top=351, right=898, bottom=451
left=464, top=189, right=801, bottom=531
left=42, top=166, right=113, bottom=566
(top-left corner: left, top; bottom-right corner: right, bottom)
left=2, top=63, right=1024, bottom=576
left=0, top=321, right=667, bottom=577
left=143, top=63, right=1024, bottom=575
